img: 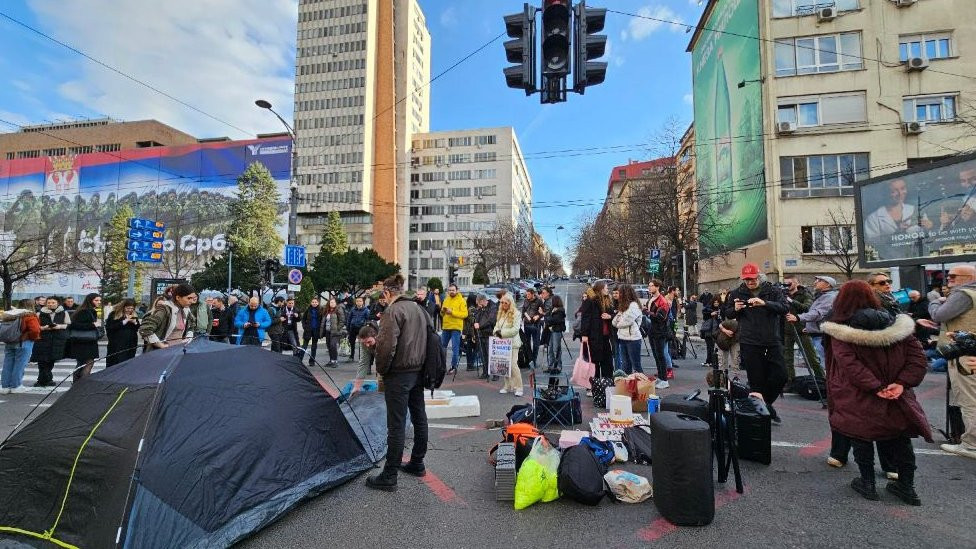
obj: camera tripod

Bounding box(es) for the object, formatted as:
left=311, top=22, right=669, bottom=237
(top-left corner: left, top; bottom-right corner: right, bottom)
left=708, top=367, right=744, bottom=494
left=789, top=323, right=826, bottom=408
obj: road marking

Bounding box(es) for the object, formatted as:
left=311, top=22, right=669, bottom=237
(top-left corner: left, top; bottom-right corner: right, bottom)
left=637, top=489, right=744, bottom=541
left=772, top=440, right=949, bottom=456
left=29, top=403, right=52, bottom=408
left=428, top=423, right=478, bottom=431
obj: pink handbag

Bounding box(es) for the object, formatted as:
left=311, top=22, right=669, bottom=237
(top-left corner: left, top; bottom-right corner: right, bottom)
left=570, top=342, right=596, bottom=389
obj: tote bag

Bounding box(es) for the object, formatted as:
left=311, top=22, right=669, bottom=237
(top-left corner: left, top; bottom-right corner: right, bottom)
left=570, top=342, right=596, bottom=389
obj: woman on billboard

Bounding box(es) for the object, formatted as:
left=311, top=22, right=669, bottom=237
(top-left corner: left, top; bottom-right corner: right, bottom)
left=864, top=179, right=933, bottom=258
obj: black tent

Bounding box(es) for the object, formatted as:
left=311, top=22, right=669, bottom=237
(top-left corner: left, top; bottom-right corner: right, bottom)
left=0, top=339, right=384, bottom=548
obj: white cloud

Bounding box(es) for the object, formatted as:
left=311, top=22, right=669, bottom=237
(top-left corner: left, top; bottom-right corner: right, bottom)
left=604, top=38, right=624, bottom=68
left=28, top=0, right=299, bottom=139
left=0, top=110, right=32, bottom=128
left=683, top=93, right=694, bottom=105
left=622, top=5, right=686, bottom=41
left=440, top=6, right=458, bottom=28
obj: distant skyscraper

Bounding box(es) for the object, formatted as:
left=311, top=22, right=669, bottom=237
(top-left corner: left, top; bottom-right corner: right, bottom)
left=294, top=0, right=430, bottom=264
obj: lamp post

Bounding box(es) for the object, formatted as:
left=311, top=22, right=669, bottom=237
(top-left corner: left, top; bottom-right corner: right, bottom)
left=255, top=99, right=299, bottom=246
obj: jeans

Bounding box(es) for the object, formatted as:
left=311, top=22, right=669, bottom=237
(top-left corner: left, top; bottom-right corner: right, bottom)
left=301, top=334, right=319, bottom=361
left=547, top=331, right=563, bottom=372
left=348, top=326, right=361, bottom=359
left=739, top=343, right=787, bottom=414
left=284, top=330, right=300, bottom=356
left=383, top=370, right=428, bottom=473
left=612, top=337, right=622, bottom=372
left=663, top=339, right=674, bottom=369
left=648, top=335, right=668, bottom=380
left=618, top=339, right=643, bottom=374
left=441, top=329, right=461, bottom=369
left=1, top=341, right=33, bottom=389
left=523, top=324, right=541, bottom=367
left=325, top=333, right=339, bottom=362
left=810, top=335, right=826, bottom=372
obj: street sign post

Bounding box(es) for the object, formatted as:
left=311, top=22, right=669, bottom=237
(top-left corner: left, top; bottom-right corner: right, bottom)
left=287, top=269, right=303, bottom=285
left=284, top=245, right=306, bottom=268
left=647, top=248, right=660, bottom=274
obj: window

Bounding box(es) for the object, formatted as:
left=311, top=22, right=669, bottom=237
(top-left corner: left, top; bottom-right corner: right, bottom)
left=772, top=0, right=858, bottom=17
left=780, top=153, right=869, bottom=198
left=899, top=33, right=952, bottom=62
left=617, top=169, right=626, bottom=178
left=447, top=136, right=472, bottom=147
left=775, top=33, right=862, bottom=76
left=903, top=94, right=957, bottom=123
left=778, top=92, right=866, bottom=128
left=475, top=135, right=497, bottom=146
left=801, top=225, right=854, bottom=254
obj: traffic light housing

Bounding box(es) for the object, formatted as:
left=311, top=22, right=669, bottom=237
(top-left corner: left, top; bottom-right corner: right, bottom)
left=541, top=0, right=571, bottom=78
left=503, top=4, right=537, bottom=94
left=573, top=1, right=607, bottom=93
left=448, top=264, right=458, bottom=286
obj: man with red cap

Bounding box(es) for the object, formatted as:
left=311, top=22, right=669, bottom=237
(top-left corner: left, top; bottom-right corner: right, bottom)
left=723, top=263, right=789, bottom=424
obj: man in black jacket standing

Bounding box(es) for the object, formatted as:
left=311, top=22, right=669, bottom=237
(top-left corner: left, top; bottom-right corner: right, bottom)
left=724, top=263, right=788, bottom=424
left=520, top=288, right=544, bottom=369
left=471, top=294, right=497, bottom=379
left=209, top=297, right=234, bottom=343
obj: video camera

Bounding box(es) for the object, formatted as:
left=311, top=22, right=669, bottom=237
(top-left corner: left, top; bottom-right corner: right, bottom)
left=937, top=331, right=976, bottom=361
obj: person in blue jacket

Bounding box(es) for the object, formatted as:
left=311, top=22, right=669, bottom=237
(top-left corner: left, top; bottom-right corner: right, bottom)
left=235, top=297, right=272, bottom=346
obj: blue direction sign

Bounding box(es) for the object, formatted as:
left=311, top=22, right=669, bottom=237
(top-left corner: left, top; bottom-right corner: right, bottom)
left=129, top=218, right=166, bottom=231
left=127, top=251, right=163, bottom=263
left=284, top=245, right=306, bottom=268
left=127, top=240, right=163, bottom=252
left=128, top=228, right=165, bottom=242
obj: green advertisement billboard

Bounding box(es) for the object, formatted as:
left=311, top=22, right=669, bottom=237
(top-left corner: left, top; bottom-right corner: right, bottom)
left=692, top=0, right=766, bottom=257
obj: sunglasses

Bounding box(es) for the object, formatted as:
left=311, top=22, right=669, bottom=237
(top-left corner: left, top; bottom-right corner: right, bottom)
left=872, top=280, right=892, bottom=286
left=947, top=273, right=971, bottom=279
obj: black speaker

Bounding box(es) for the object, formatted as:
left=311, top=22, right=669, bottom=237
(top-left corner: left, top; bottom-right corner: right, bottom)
left=660, top=393, right=710, bottom=423
left=734, top=396, right=771, bottom=465
left=650, top=411, right=713, bottom=526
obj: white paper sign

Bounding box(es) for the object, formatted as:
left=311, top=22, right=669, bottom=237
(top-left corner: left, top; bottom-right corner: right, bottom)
left=487, top=336, right=512, bottom=377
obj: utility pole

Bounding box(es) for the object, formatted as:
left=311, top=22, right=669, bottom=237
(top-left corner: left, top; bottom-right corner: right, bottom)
left=227, top=249, right=233, bottom=293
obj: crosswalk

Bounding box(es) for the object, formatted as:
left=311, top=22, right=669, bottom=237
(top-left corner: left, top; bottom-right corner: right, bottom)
left=16, top=360, right=106, bottom=394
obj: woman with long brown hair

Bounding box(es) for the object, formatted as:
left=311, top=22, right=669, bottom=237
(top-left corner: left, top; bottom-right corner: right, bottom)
left=612, top=284, right=644, bottom=374
left=821, top=279, right=930, bottom=505
left=322, top=297, right=346, bottom=367
left=64, top=293, right=102, bottom=382
left=106, top=298, right=140, bottom=366
left=580, top=280, right=614, bottom=386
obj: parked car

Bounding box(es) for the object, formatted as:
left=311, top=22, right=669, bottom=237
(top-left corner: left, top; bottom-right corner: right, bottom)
left=483, top=283, right=521, bottom=301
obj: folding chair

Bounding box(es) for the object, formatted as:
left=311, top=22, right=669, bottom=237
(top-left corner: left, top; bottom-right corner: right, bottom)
left=530, top=371, right=582, bottom=430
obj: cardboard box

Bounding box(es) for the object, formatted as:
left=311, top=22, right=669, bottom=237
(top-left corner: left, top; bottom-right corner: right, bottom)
left=614, top=376, right=654, bottom=412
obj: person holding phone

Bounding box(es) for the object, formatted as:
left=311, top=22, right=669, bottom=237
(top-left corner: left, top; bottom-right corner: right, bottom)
left=234, top=297, right=272, bottom=346
left=106, top=298, right=140, bottom=366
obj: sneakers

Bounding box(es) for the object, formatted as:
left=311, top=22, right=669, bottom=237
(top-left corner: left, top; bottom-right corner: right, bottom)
left=9, top=386, right=32, bottom=394
left=365, top=470, right=398, bottom=492
left=885, top=481, right=922, bottom=506
left=514, top=391, right=524, bottom=397
left=826, top=457, right=845, bottom=468
left=850, top=478, right=879, bottom=501
left=399, top=461, right=427, bottom=477
left=499, top=388, right=508, bottom=394
left=0, top=388, right=9, bottom=395
left=655, top=380, right=670, bottom=389
left=885, top=471, right=899, bottom=481
left=940, top=443, right=976, bottom=460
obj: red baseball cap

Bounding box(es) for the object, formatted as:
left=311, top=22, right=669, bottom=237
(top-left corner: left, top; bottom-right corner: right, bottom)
left=740, top=263, right=760, bottom=280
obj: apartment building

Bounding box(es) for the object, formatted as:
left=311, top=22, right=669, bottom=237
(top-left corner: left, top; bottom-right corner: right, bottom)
left=293, top=0, right=430, bottom=264
left=408, top=127, right=533, bottom=288
left=0, top=119, right=198, bottom=159
left=688, top=0, right=976, bottom=287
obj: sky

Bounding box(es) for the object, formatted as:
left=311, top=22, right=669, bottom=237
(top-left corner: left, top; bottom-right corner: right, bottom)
left=0, top=0, right=707, bottom=265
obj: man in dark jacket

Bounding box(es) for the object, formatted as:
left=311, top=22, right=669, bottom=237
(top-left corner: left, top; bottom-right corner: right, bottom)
left=266, top=297, right=286, bottom=353
left=645, top=279, right=672, bottom=389
left=471, top=294, right=497, bottom=379
left=683, top=295, right=699, bottom=335
left=368, top=274, right=431, bottom=491
left=209, top=297, right=234, bottom=343
left=906, top=290, right=936, bottom=346
left=346, top=297, right=370, bottom=362
left=724, top=263, right=788, bottom=423
left=782, top=274, right=819, bottom=387
left=520, top=288, right=544, bottom=369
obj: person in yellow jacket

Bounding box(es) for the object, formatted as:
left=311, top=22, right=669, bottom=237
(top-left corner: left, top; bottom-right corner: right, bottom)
left=439, top=284, right=469, bottom=372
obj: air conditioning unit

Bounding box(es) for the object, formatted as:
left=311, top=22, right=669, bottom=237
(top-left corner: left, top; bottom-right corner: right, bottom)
left=905, top=56, right=929, bottom=71
left=817, top=7, right=837, bottom=21
left=894, top=0, right=917, bottom=7
left=903, top=121, right=926, bottom=135
left=777, top=121, right=797, bottom=134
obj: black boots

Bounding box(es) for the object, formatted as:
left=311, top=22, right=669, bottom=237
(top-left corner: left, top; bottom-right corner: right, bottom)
left=365, top=468, right=398, bottom=492
left=850, top=478, right=879, bottom=501
left=885, top=482, right=921, bottom=506
left=399, top=460, right=427, bottom=477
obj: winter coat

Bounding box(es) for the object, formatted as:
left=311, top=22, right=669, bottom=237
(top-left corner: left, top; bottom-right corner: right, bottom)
left=16, top=313, right=41, bottom=342
left=32, top=307, right=69, bottom=364
left=233, top=306, right=272, bottom=345
left=194, top=301, right=212, bottom=335
left=797, top=288, right=838, bottom=335
left=64, top=308, right=101, bottom=363
left=266, top=305, right=285, bottom=336
left=472, top=301, right=498, bottom=338
left=822, top=312, right=932, bottom=443
left=210, top=306, right=235, bottom=339
left=723, top=282, right=788, bottom=346
left=440, top=293, right=469, bottom=332
left=520, top=296, right=544, bottom=327
left=548, top=306, right=566, bottom=333
left=716, top=319, right=739, bottom=351
left=375, top=296, right=432, bottom=375
left=683, top=301, right=699, bottom=324
left=279, top=306, right=301, bottom=334
left=370, top=301, right=388, bottom=322
left=321, top=307, right=347, bottom=337
left=301, top=306, right=324, bottom=338
left=579, top=294, right=612, bottom=363
left=139, top=301, right=197, bottom=350
left=785, top=286, right=814, bottom=315
left=644, top=294, right=671, bottom=338
left=612, top=301, right=643, bottom=341
left=494, top=310, right=523, bottom=359
left=346, top=305, right=370, bottom=331
left=106, top=314, right=140, bottom=366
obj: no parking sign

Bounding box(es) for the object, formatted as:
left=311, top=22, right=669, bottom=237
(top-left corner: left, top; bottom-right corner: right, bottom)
left=288, top=269, right=303, bottom=285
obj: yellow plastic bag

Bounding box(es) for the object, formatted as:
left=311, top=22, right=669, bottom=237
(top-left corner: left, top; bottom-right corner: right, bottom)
left=513, top=437, right=560, bottom=509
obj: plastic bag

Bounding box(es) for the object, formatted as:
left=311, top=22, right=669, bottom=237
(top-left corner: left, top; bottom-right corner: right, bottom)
left=604, top=469, right=652, bottom=503
left=514, top=437, right=560, bottom=509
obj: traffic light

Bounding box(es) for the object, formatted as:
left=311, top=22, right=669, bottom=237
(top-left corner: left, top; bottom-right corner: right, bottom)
left=448, top=264, right=458, bottom=286
left=572, top=0, right=607, bottom=93
left=503, top=4, right=537, bottom=94
left=542, top=0, right=571, bottom=78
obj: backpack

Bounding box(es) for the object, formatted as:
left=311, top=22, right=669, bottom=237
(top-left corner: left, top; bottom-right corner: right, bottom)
left=488, top=422, right=543, bottom=469
left=792, top=375, right=827, bottom=401
left=622, top=425, right=653, bottom=465
left=0, top=317, right=23, bottom=344
left=557, top=444, right=607, bottom=505
left=417, top=302, right=447, bottom=392
left=580, top=436, right=615, bottom=466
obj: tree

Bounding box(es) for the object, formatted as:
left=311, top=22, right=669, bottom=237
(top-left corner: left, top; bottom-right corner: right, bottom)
left=472, top=263, right=489, bottom=285
left=319, top=211, right=348, bottom=255
left=100, top=205, right=144, bottom=302
left=0, top=192, right=74, bottom=307
left=426, top=277, right=443, bottom=294
left=794, top=208, right=861, bottom=280
left=469, top=220, right=533, bottom=280
left=190, top=251, right=262, bottom=292
left=310, top=248, right=399, bottom=296
left=295, top=275, right=317, bottom=309
left=227, top=163, right=283, bottom=260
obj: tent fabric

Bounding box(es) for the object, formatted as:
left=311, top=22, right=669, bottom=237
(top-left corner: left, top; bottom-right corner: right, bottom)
left=0, top=339, right=385, bottom=549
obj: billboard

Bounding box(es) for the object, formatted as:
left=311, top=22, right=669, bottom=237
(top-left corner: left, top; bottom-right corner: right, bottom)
left=855, top=152, right=976, bottom=268
left=692, top=0, right=766, bottom=257
left=0, top=137, right=291, bottom=296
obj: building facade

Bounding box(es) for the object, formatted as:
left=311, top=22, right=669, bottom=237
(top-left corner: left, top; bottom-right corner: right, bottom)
left=293, top=0, right=430, bottom=265
left=0, top=119, right=198, bottom=159
left=688, top=0, right=976, bottom=288
left=407, top=127, right=533, bottom=288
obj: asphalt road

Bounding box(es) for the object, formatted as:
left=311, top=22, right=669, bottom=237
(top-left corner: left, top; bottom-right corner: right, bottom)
left=2, top=281, right=975, bottom=548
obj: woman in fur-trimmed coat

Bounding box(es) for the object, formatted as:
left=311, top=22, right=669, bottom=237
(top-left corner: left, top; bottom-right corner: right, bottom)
left=822, top=280, right=931, bottom=506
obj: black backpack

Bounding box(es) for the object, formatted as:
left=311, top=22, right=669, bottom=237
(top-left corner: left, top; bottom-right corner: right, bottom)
left=792, top=375, right=827, bottom=401
left=416, top=302, right=447, bottom=392
left=558, top=444, right=607, bottom=505
left=622, top=425, right=653, bottom=465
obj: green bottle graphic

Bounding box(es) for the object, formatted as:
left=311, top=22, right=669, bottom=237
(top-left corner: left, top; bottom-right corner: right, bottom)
left=713, top=49, right=734, bottom=215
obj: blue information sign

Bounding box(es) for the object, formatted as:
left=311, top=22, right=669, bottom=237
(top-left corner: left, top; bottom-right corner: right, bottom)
left=127, top=240, right=163, bottom=252
left=284, top=245, right=306, bottom=268
left=127, top=251, right=163, bottom=263
left=129, top=218, right=166, bottom=231
left=128, top=228, right=165, bottom=242
left=650, top=249, right=661, bottom=260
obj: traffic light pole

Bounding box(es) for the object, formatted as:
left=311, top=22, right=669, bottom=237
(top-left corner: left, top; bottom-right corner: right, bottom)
left=127, top=262, right=136, bottom=299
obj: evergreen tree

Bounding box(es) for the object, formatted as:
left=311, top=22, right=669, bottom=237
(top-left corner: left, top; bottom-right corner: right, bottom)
left=426, top=277, right=443, bottom=294
left=472, top=263, right=489, bottom=285
left=310, top=248, right=398, bottom=296
left=227, top=163, right=284, bottom=260
left=319, top=211, right=348, bottom=255
left=295, top=275, right=317, bottom=309
left=103, top=205, right=143, bottom=302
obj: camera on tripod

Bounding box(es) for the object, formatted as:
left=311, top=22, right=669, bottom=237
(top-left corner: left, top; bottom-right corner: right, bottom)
left=937, top=331, right=976, bottom=360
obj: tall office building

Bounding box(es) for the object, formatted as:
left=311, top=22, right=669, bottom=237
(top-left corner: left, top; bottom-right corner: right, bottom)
left=294, top=0, right=430, bottom=264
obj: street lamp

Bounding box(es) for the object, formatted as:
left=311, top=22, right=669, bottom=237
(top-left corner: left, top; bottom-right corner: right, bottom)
left=255, top=99, right=299, bottom=246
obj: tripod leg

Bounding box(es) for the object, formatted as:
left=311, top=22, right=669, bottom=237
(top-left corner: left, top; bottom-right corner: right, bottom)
left=562, top=332, right=574, bottom=361
left=791, top=324, right=826, bottom=408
